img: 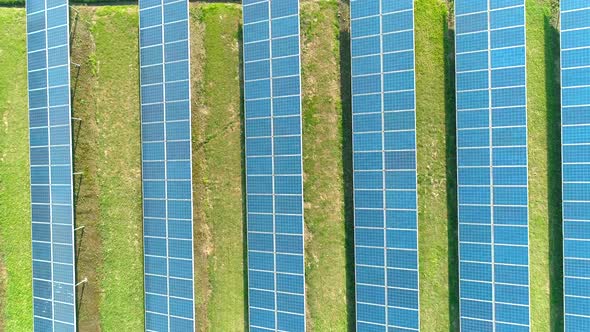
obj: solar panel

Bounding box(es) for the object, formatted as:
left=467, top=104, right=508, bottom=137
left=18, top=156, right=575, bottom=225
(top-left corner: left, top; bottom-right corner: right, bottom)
left=138, top=0, right=195, bottom=330
left=26, top=0, right=77, bottom=330
left=242, top=0, right=306, bottom=330
left=350, top=1, right=419, bottom=331
left=455, top=0, right=530, bottom=330
left=560, top=1, right=590, bottom=330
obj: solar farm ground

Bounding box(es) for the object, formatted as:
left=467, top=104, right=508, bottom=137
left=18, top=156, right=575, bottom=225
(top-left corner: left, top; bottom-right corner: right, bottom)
left=0, top=0, right=560, bottom=331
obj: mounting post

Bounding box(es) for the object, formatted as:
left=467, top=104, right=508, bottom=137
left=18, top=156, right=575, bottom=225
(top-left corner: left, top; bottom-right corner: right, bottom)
left=75, top=277, right=88, bottom=287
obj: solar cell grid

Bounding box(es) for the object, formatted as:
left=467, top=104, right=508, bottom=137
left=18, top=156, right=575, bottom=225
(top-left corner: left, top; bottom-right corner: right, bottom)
left=455, top=0, right=530, bottom=330
left=350, top=0, right=419, bottom=331
left=243, top=0, right=306, bottom=331
left=27, top=0, right=77, bottom=330
left=138, top=0, right=195, bottom=330
left=560, top=1, right=590, bottom=330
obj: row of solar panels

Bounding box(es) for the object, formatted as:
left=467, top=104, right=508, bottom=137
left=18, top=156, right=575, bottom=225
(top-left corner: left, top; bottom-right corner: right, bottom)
left=455, top=0, right=530, bottom=330
left=560, top=1, right=590, bottom=331
left=25, top=0, right=589, bottom=331
left=26, top=0, right=77, bottom=330
left=349, top=0, right=419, bottom=330
left=242, top=0, right=306, bottom=330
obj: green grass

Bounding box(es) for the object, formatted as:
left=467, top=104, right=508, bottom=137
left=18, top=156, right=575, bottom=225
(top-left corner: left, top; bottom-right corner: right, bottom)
left=526, top=0, right=561, bottom=331
left=0, top=8, right=32, bottom=332
left=50, top=6, right=145, bottom=331
left=300, top=1, right=349, bottom=330
left=90, top=7, right=145, bottom=331
left=192, top=4, right=245, bottom=331
left=415, top=0, right=455, bottom=330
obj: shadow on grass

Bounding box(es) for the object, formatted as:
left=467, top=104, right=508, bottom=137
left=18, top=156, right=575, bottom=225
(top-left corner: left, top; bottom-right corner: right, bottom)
left=237, top=23, right=249, bottom=332
left=443, top=12, right=459, bottom=332
left=0, top=0, right=240, bottom=8
left=544, top=15, right=563, bottom=332
left=338, top=1, right=355, bottom=330
left=70, top=9, right=80, bottom=47
left=76, top=281, right=87, bottom=321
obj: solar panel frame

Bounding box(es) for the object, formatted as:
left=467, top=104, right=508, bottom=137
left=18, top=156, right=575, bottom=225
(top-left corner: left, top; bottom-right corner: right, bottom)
left=26, top=0, right=77, bottom=330
left=560, top=1, right=590, bottom=330
left=242, top=0, right=307, bottom=330
left=350, top=0, right=420, bottom=331
left=138, top=0, right=196, bottom=330
left=454, top=0, right=531, bottom=330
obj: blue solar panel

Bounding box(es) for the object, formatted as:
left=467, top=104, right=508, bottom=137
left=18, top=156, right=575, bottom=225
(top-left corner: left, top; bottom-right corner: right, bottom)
left=561, top=1, right=590, bottom=330
left=242, top=0, right=306, bottom=330
left=455, top=0, right=530, bottom=330
left=27, top=0, right=77, bottom=330
left=350, top=1, right=419, bottom=331
left=138, top=0, right=195, bottom=330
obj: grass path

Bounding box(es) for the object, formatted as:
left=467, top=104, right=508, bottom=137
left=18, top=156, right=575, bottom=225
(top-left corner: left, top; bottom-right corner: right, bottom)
left=415, top=1, right=455, bottom=330
left=0, top=8, right=32, bottom=331
left=300, top=1, right=349, bottom=330
left=526, top=0, right=561, bottom=331
left=191, top=4, right=245, bottom=331
left=70, top=7, right=103, bottom=330
left=91, top=7, right=144, bottom=331
left=189, top=5, right=211, bottom=330
left=70, top=6, right=144, bottom=331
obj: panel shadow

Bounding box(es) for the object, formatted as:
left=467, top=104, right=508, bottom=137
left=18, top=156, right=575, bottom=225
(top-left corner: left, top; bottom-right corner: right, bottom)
left=338, top=1, right=356, bottom=331
left=545, top=14, right=563, bottom=332
left=443, top=12, right=460, bottom=332
left=238, top=22, right=250, bottom=332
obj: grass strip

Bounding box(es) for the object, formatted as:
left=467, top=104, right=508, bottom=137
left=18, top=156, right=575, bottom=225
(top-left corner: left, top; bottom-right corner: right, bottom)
left=92, top=7, right=144, bottom=331
left=526, top=0, right=561, bottom=330
left=415, top=1, right=454, bottom=330
left=300, top=1, right=349, bottom=330
left=0, top=8, right=32, bottom=331
left=194, top=4, right=246, bottom=331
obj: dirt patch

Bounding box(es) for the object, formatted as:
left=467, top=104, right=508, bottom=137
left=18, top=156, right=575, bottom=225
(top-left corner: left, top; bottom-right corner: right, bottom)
left=69, top=7, right=103, bottom=332
left=189, top=4, right=214, bottom=331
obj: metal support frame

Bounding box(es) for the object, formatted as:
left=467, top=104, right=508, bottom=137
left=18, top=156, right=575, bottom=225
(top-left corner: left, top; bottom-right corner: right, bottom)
left=75, top=277, right=87, bottom=287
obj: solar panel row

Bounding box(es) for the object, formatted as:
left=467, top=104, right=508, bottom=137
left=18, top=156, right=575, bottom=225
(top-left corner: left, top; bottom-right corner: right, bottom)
left=242, top=0, right=306, bottom=331
left=26, top=0, right=77, bottom=330
left=138, top=0, right=195, bottom=330
left=560, top=1, right=590, bottom=331
left=455, top=0, right=530, bottom=331
left=349, top=0, right=420, bottom=331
